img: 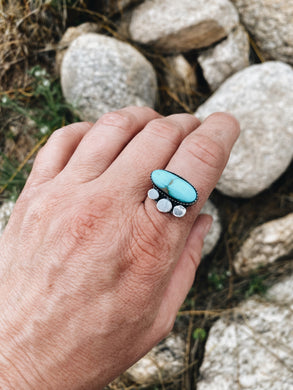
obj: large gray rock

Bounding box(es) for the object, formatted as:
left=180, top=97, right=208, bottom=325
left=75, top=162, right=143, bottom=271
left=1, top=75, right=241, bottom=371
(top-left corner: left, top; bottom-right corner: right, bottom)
left=196, top=62, right=293, bottom=197
left=201, top=200, right=221, bottom=257
left=56, top=23, right=101, bottom=74
left=234, top=0, right=293, bottom=65
left=0, top=201, right=14, bottom=237
left=234, top=213, right=293, bottom=275
left=61, top=33, right=157, bottom=122
left=129, top=0, right=239, bottom=53
left=198, top=25, right=250, bottom=91
left=197, top=274, right=293, bottom=390
left=125, top=333, right=185, bottom=384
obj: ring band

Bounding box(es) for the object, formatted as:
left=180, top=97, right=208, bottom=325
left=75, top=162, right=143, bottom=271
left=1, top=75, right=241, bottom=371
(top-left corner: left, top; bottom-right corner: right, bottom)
left=148, top=169, right=198, bottom=218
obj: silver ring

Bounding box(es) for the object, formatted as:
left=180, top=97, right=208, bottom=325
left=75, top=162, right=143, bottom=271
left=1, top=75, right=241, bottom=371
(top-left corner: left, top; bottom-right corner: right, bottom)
left=148, top=169, right=198, bottom=218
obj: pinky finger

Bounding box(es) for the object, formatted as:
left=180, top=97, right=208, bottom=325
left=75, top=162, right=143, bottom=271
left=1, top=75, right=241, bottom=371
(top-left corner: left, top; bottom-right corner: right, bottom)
left=150, top=214, right=213, bottom=339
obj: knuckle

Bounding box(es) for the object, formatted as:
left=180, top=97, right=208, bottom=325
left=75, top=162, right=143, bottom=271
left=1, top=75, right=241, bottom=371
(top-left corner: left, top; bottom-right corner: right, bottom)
left=80, top=121, right=94, bottom=127
left=42, top=127, right=67, bottom=149
left=98, top=110, right=136, bottom=132
left=187, top=246, right=201, bottom=269
left=183, top=134, right=226, bottom=170
left=208, top=112, right=240, bottom=135
left=48, top=127, right=64, bottom=141
left=127, top=105, right=157, bottom=117
left=140, top=106, right=158, bottom=116
left=146, top=118, right=183, bottom=146
left=48, top=122, right=89, bottom=140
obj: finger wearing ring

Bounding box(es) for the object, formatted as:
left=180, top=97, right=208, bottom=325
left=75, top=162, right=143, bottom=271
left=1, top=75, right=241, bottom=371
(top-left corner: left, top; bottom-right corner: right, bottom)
left=148, top=169, right=198, bottom=218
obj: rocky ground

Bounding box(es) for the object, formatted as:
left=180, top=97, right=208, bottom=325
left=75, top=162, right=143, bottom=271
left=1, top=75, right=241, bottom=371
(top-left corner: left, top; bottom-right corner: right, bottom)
left=0, top=0, right=292, bottom=389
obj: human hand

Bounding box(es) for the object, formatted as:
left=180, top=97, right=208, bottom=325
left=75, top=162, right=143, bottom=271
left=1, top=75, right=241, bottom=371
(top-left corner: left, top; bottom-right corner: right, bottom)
left=0, top=107, right=239, bottom=389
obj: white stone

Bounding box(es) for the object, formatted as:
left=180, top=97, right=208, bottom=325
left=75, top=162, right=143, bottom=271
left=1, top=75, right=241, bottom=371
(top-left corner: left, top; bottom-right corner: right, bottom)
left=61, top=33, right=157, bottom=122
left=55, top=23, right=101, bottom=74
left=172, top=205, right=186, bottom=218
left=129, top=0, right=239, bottom=53
left=157, top=198, right=172, bottom=213
left=148, top=188, right=159, bottom=200
left=233, top=213, right=293, bottom=276
left=196, top=62, right=293, bottom=197
left=266, top=275, right=293, bottom=309
left=125, top=333, right=185, bottom=384
left=200, top=200, right=221, bottom=257
left=0, top=201, right=15, bottom=237
left=198, top=25, right=250, bottom=91
left=234, top=0, right=293, bottom=65
left=197, top=274, right=293, bottom=390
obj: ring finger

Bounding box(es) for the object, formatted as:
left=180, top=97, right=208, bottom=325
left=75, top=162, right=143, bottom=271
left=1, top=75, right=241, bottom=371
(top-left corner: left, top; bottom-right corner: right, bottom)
left=145, top=112, right=240, bottom=230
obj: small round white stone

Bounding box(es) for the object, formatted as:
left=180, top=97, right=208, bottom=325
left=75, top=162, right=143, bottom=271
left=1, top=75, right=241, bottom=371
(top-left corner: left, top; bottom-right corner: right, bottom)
left=173, top=205, right=186, bottom=218
left=157, top=198, right=172, bottom=213
left=148, top=188, right=159, bottom=200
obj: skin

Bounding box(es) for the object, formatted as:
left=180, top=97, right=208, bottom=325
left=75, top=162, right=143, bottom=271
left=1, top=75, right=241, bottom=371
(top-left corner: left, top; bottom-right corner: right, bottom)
left=0, top=107, right=240, bottom=389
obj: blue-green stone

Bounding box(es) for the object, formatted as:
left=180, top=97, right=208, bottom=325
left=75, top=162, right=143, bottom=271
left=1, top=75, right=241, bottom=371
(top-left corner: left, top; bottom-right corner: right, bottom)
left=151, top=169, right=197, bottom=204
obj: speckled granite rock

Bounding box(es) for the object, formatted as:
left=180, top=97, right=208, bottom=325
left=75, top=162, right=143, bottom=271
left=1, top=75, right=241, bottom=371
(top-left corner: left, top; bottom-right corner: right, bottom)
left=125, top=333, right=185, bottom=384
left=198, top=25, right=250, bottom=91
left=196, top=62, right=293, bottom=197
left=61, top=33, right=157, bottom=122
left=234, top=213, right=293, bottom=275
left=234, top=0, right=293, bottom=65
left=201, top=200, right=221, bottom=257
left=0, top=201, right=15, bottom=237
left=129, top=0, right=239, bottom=53
left=56, top=23, right=101, bottom=74
left=197, top=273, right=293, bottom=390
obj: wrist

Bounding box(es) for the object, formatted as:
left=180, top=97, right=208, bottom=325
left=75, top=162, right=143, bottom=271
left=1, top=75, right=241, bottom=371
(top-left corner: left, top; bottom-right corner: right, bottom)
left=0, top=336, right=38, bottom=390
left=0, top=312, right=40, bottom=389
left=0, top=275, right=46, bottom=390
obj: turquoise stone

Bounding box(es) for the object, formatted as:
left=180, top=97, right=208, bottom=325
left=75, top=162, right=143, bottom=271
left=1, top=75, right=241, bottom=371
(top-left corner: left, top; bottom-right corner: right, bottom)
left=151, top=170, right=197, bottom=204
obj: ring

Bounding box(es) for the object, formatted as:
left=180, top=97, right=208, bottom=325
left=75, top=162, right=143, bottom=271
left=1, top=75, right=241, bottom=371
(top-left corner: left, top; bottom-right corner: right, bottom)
left=148, top=169, right=198, bottom=218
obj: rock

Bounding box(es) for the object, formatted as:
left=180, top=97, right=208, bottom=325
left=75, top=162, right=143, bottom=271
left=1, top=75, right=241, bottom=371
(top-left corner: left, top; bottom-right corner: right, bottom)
left=196, top=62, right=293, bottom=197
left=266, top=274, right=293, bottom=307
left=234, top=0, right=293, bottom=65
left=55, top=23, right=101, bottom=74
left=125, top=333, right=185, bottom=384
left=61, top=33, right=157, bottom=122
left=233, top=213, right=293, bottom=276
left=201, top=200, right=221, bottom=257
left=197, top=273, right=293, bottom=390
left=0, top=201, right=15, bottom=237
left=164, top=55, right=197, bottom=95
left=129, top=0, right=239, bottom=53
left=198, top=25, right=250, bottom=91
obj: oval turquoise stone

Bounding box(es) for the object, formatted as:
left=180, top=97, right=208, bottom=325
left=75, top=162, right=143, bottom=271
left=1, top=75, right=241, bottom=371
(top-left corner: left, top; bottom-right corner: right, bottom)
left=151, top=170, right=197, bottom=204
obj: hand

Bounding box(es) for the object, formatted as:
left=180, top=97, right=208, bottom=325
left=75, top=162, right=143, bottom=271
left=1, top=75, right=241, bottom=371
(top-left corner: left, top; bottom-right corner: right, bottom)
left=0, top=107, right=239, bottom=389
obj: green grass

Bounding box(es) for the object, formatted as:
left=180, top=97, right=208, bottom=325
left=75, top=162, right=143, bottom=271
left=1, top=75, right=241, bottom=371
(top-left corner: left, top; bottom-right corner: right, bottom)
left=0, top=65, right=79, bottom=200
left=245, top=274, right=268, bottom=298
